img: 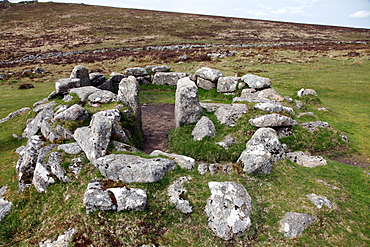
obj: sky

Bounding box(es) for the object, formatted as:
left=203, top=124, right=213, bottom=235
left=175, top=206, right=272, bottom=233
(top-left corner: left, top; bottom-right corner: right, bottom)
left=8, top=0, right=370, bottom=29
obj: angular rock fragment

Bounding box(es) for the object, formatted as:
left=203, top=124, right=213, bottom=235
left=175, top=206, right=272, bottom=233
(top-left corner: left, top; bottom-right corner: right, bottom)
left=306, top=194, right=333, bottom=209
left=286, top=151, right=327, bottom=168
left=0, top=186, right=12, bottom=222
left=197, top=77, right=216, bottom=90
left=216, top=135, right=237, bottom=150
left=279, top=212, right=316, bottom=238
left=55, top=78, right=80, bottom=95
left=249, top=113, right=298, bottom=128
left=22, top=107, right=54, bottom=138
left=70, top=65, right=90, bottom=87
left=84, top=179, right=117, bottom=214
left=152, top=72, right=187, bottom=86
left=118, top=76, right=141, bottom=128
left=241, top=74, right=271, bottom=89
left=88, top=90, right=117, bottom=107
left=195, top=67, right=223, bottom=83
left=167, top=176, right=192, bottom=214
left=214, top=104, right=247, bottom=127
left=58, top=142, right=82, bottom=155
left=39, top=228, right=77, bottom=247
left=191, top=116, right=216, bottom=141
left=69, top=86, right=100, bottom=102
left=107, top=187, right=147, bottom=212
left=150, top=150, right=196, bottom=170
left=217, top=76, right=240, bottom=94
left=54, top=104, right=89, bottom=122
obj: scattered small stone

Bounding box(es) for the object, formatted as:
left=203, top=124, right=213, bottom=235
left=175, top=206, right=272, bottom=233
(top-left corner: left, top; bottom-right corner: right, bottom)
left=286, top=151, right=327, bottom=168
left=39, top=228, right=77, bottom=247
left=279, top=212, right=316, bottom=238
left=297, top=112, right=314, bottom=118
left=0, top=107, right=31, bottom=124
left=301, top=121, right=331, bottom=133
left=295, top=100, right=303, bottom=109
left=167, top=176, right=192, bottom=214
left=306, top=194, right=333, bottom=209
left=197, top=163, right=209, bottom=175
left=318, top=107, right=328, bottom=111
left=216, top=134, right=237, bottom=150
left=297, top=88, right=318, bottom=97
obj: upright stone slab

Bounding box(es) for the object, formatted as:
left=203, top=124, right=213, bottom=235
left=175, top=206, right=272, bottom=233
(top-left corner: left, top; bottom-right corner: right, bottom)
left=70, top=65, right=90, bottom=87
left=175, top=77, right=203, bottom=127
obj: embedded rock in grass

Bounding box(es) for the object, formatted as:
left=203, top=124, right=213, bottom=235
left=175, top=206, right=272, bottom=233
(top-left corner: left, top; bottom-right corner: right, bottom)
left=255, top=88, right=284, bottom=101
left=217, top=76, right=240, bottom=94
left=84, top=179, right=117, bottom=214
left=107, top=187, right=147, bottom=212
left=214, top=104, right=247, bottom=127
left=22, top=107, right=54, bottom=138
left=241, top=74, right=271, bottom=89
left=39, top=228, right=77, bottom=247
left=16, top=135, right=44, bottom=193
left=0, top=186, right=12, bottom=222
left=55, top=78, right=81, bottom=95
left=279, top=212, right=316, bottom=238
left=286, top=151, right=327, bottom=168
left=54, top=104, right=89, bottom=122
left=146, top=65, right=171, bottom=73
left=152, top=72, right=187, bottom=86
left=150, top=150, right=196, bottom=170
left=295, top=100, right=303, bottom=109
left=297, top=112, right=315, bottom=118
left=191, top=116, right=216, bottom=141
left=69, top=86, right=101, bottom=102
left=167, top=176, right=192, bottom=214
left=125, top=67, right=148, bottom=77
left=301, top=121, right=331, bottom=133
left=88, top=89, right=117, bottom=107
left=249, top=113, right=298, bottom=128
left=205, top=181, right=252, bottom=240
left=175, top=77, right=203, bottom=127
left=111, top=141, right=140, bottom=153
left=118, top=76, right=141, bottom=128
left=197, top=77, right=216, bottom=90
left=238, top=128, right=284, bottom=174
left=306, top=194, right=333, bottom=209
left=0, top=107, right=31, bottom=124
left=95, top=154, right=176, bottom=183
left=297, top=88, right=318, bottom=97
left=58, top=142, right=83, bottom=155
left=194, top=67, right=223, bottom=83
left=216, top=135, right=237, bottom=150
left=238, top=87, right=284, bottom=102
left=70, top=65, right=91, bottom=87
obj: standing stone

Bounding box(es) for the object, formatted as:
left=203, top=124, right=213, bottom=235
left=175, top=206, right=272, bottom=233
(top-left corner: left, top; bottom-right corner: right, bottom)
left=191, top=116, right=216, bottom=141
left=214, top=104, right=247, bottom=127
left=279, top=212, right=316, bottom=238
left=55, top=78, right=81, bottom=95
left=175, top=77, right=203, bottom=127
left=217, top=76, right=239, bottom=94
left=241, top=74, right=271, bottom=89
left=70, top=65, right=90, bottom=87
left=205, top=181, right=252, bottom=240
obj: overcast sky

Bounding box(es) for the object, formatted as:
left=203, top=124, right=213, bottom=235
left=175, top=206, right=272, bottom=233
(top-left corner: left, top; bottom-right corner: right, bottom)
left=8, top=0, right=370, bottom=28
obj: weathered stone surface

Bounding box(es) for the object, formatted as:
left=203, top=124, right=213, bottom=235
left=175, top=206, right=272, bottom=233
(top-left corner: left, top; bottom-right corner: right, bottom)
left=175, top=77, right=203, bottom=127
left=93, top=109, right=129, bottom=142
left=107, top=187, right=147, bottom=212
left=216, top=135, right=237, bottom=150
left=16, top=135, right=44, bottom=192
left=118, top=76, right=141, bottom=128
left=279, top=212, right=316, bottom=238
left=22, top=107, right=54, bottom=138
left=69, top=86, right=100, bottom=102
left=95, top=154, right=176, bottom=183
left=89, top=72, right=106, bottom=87
left=295, top=100, right=303, bottom=109
left=241, top=74, right=271, bottom=89
left=238, top=128, right=284, bottom=174
left=111, top=141, right=140, bottom=153
left=70, top=65, right=90, bottom=87
left=238, top=87, right=284, bottom=102
left=195, top=67, right=223, bottom=83
left=54, top=104, right=89, bottom=122
left=205, top=181, right=252, bottom=240
left=200, top=102, right=230, bottom=112
left=256, top=87, right=284, bottom=101
left=40, top=119, right=61, bottom=143
left=301, top=121, right=331, bottom=133
left=58, top=142, right=83, bottom=155
left=217, top=76, right=239, bottom=93
left=152, top=72, right=187, bottom=86
left=249, top=113, right=298, bottom=128
left=55, top=78, right=81, bottom=95
left=286, top=151, right=327, bottom=168
left=125, top=67, right=148, bottom=77
left=88, top=90, right=117, bottom=107
left=198, top=163, right=232, bottom=175
left=306, top=194, right=333, bottom=209
left=33, top=101, right=56, bottom=113
left=146, top=65, right=171, bottom=73
left=110, top=72, right=126, bottom=83
left=254, top=102, right=284, bottom=112
left=197, top=77, right=216, bottom=90
left=192, top=116, right=216, bottom=141
left=39, top=228, right=77, bottom=247
left=0, top=107, right=30, bottom=124
left=74, top=115, right=113, bottom=163
left=97, top=79, right=114, bottom=92
left=150, top=150, right=196, bottom=170
left=214, top=104, right=247, bottom=127
left=297, top=88, right=318, bottom=97
left=297, top=112, right=315, bottom=118
left=197, top=163, right=209, bottom=175
left=84, top=179, right=117, bottom=214
left=0, top=186, right=12, bottom=222
left=167, top=176, right=192, bottom=214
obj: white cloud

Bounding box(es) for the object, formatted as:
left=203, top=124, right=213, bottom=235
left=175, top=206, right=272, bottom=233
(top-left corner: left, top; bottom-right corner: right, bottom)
left=271, top=7, right=304, bottom=15
left=349, top=10, right=370, bottom=19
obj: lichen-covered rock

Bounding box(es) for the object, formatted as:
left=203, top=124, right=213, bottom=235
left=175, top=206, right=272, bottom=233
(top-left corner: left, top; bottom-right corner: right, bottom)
left=152, top=72, right=187, bottom=86
left=214, top=104, right=247, bottom=127
left=217, top=76, right=240, bottom=93
left=279, top=212, right=316, bottom=238
left=69, top=86, right=100, bottom=102
left=54, top=104, right=89, bottom=122
left=301, top=121, right=331, bottom=133
left=191, top=116, right=216, bottom=141
left=306, top=194, right=333, bottom=209
left=125, top=67, right=148, bottom=77
left=249, top=113, right=298, bottom=128
left=111, top=141, right=140, bottom=153
left=55, top=78, right=81, bottom=95
left=286, top=151, right=327, bottom=167
left=107, top=187, right=147, bottom=212
left=0, top=186, right=12, bottom=222
left=39, top=228, right=77, bottom=247
left=253, top=102, right=284, bottom=113
left=241, top=74, right=271, bottom=89
left=118, top=76, right=141, bottom=128
left=22, top=107, right=54, bottom=138
left=205, top=181, right=252, bottom=240
left=88, top=90, right=117, bottom=107
left=195, top=67, right=223, bottom=83
left=175, top=77, right=203, bottom=127
left=197, top=77, right=216, bottom=90
left=83, top=179, right=117, bottom=214
left=216, top=135, right=237, bottom=150
left=58, top=142, right=83, bottom=155
left=297, top=88, right=318, bottom=97
left=95, top=154, right=176, bottom=183
left=70, top=65, right=90, bottom=87
left=150, top=150, right=196, bottom=170
left=238, top=87, right=284, bottom=102
left=167, top=176, right=192, bottom=214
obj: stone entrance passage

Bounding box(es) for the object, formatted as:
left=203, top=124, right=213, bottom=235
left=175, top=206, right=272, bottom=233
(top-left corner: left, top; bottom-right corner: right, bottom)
left=141, top=103, right=175, bottom=154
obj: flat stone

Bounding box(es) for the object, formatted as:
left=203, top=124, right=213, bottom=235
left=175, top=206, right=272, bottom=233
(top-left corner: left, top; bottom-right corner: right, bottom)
left=249, top=113, right=298, bottom=128
left=150, top=150, right=195, bottom=170
left=286, top=151, right=327, bottom=168
left=279, top=212, right=316, bottom=238
left=214, top=104, right=247, bottom=127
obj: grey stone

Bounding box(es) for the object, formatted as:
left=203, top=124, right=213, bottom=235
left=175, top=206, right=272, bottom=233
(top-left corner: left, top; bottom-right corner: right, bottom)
left=197, top=77, right=216, bottom=90
left=200, top=102, right=230, bottom=112
left=88, top=90, right=117, bottom=107
left=107, top=187, right=147, bottom=212
left=205, top=181, right=252, bottom=240
left=297, top=88, right=318, bottom=97
left=22, top=107, right=54, bottom=138
left=95, top=154, right=176, bottom=183
left=62, top=94, right=73, bottom=102
left=254, top=102, right=284, bottom=112
left=69, top=157, right=84, bottom=176
left=0, top=186, right=12, bottom=222
left=150, top=150, right=196, bottom=170
left=58, top=142, right=83, bottom=155
left=195, top=67, right=223, bottom=83
left=33, top=101, right=56, bottom=113
left=249, top=113, right=298, bottom=128
left=209, top=163, right=217, bottom=175
left=55, top=78, right=80, bottom=95
left=97, top=78, right=114, bottom=92
left=214, top=104, right=247, bottom=127
left=70, top=65, right=90, bottom=87
left=83, top=179, right=117, bottom=214
left=118, top=76, right=141, bottom=128
left=33, top=67, right=47, bottom=74
left=295, top=100, right=303, bottom=109
left=146, top=65, right=171, bottom=73
left=217, top=76, right=240, bottom=93
left=191, top=116, right=216, bottom=141
left=39, top=228, right=77, bottom=247
left=32, top=145, right=57, bottom=193
left=301, top=121, right=331, bottom=133
left=0, top=107, right=30, bottom=124
left=125, top=67, right=148, bottom=77
left=111, top=141, right=140, bottom=153
left=197, top=163, right=209, bottom=175
left=255, top=87, right=284, bottom=101
left=279, top=212, right=316, bottom=238
left=306, top=194, right=333, bottom=209
left=297, top=112, right=315, bottom=118
left=241, top=74, right=271, bottom=89
left=175, top=77, right=203, bottom=127
left=286, top=151, right=327, bottom=168
left=110, top=72, right=126, bottom=83
left=239, top=87, right=284, bottom=102
left=69, top=86, right=101, bottom=102
left=274, top=127, right=293, bottom=138
left=89, top=72, right=106, bottom=87
left=152, top=72, right=186, bottom=86
left=167, top=176, right=192, bottom=214
left=54, top=104, right=89, bottom=122
left=216, top=135, right=237, bottom=150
